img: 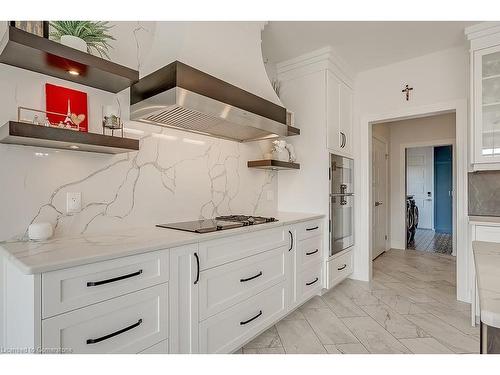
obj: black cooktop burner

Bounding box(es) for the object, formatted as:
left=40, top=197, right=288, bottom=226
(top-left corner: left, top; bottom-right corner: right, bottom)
left=215, top=215, right=277, bottom=226
left=157, top=215, right=277, bottom=233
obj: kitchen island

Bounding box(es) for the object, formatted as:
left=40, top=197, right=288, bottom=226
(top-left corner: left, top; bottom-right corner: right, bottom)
left=472, top=240, right=500, bottom=353
left=0, top=212, right=352, bottom=354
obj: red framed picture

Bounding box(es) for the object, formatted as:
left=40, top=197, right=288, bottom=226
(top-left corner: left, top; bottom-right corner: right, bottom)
left=45, top=83, right=88, bottom=132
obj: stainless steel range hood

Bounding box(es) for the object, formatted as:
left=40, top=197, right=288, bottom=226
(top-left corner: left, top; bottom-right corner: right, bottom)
left=130, top=61, right=299, bottom=142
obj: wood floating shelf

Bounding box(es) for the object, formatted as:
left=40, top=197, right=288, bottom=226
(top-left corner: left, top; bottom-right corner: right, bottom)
left=0, top=26, right=139, bottom=93
left=247, top=159, right=300, bottom=170
left=0, top=121, right=139, bottom=154
left=287, top=126, right=300, bottom=137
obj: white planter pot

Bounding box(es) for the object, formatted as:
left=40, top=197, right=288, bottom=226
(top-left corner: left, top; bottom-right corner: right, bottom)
left=60, top=35, right=87, bottom=52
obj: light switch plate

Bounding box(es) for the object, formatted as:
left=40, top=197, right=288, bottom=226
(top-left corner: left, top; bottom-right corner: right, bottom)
left=66, top=192, right=82, bottom=213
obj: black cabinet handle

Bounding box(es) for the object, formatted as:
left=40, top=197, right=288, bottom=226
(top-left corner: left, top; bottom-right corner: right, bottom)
left=240, top=310, right=263, bottom=325
left=288, top=230, right=294, bottom=251
left=337, top=264, right=347, bottom=271
left=240, top=271, right=263, bottom=283
left=194, top=252, right=200, bottom=285
left=86, top=319, right=142, bottom=344
left=306, top=277, right=319, bottom=286
left=306, top=226, right=319, bottom=231
left=306, top=249, right=319, bottom=256
left=86, top=270, right=143, bottom=287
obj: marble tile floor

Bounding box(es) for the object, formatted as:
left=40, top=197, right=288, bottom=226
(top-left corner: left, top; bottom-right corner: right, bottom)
left=236, top=248, right=479, bottom=354
left=408, top=229, right=452, bottom=255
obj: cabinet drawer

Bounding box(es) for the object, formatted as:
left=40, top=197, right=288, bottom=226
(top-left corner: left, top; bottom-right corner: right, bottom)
left=475, top=225, right=500, bottom=243
left=297, top=235, right=323, bottom=270
left=297, top=261, right=323, bottom=304
left=296, top=219, right=323, bottom=241
left=199, top=282, right=286, bottom=354
left=42, top=284, right=168, bottom=354
left=199, top=246, right=286, bottom=321
left=327, top=250, right=353, bottom=289
left=42, top=250, right=169, bottom=318
left=198, top=227, right=287, bottom=270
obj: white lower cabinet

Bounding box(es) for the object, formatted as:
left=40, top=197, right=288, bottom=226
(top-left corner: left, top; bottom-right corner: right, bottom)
left=326, top=249, right=353, bottom=289
left=199, top=282, right=286, bottom=354
left=4, top=218, right=331, bottom=354
left=297, top=261, right=323, bottom=303
left=198, top=246, right=287, bottom=320
left=42, top=284, right=168, bottom=354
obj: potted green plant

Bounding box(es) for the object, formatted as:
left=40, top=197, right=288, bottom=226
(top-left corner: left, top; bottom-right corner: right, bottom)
left=49, top=21, right=116, bottom=59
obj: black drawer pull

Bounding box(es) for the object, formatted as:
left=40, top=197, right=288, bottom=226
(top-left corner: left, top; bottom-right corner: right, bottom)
left=288, top=230, right=294, bottom=251
left=337, top=264, right=347, bottom=271
left=194, top=252, right=200, bottom=285
left=86, top=270, right=143, bottom=287
left=306, top=226, right=319, bottom=231
left=240, top=310, right=263, bottom=325
left=240, top=271, right=263, bottom=283
left=86, top=319, right=142, bottom=344
left=306, top=277, right=319, bottom=286
left=306, top=249, right=319, bottom=256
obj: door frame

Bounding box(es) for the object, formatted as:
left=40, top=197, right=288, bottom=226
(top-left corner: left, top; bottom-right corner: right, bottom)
left=372, top=134, right=390, bottom=258
left=356, top=99, right=469, bottom=303
left=401, top=139, right=456, bottom=255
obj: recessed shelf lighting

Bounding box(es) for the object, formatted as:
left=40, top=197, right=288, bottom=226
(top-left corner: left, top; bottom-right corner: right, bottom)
left=69, top=145, right=79, bottom=149
left=68, top=70, right=80, bottom=76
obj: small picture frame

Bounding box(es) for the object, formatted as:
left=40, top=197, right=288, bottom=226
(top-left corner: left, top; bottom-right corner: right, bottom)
left=9, top=21, right=49, bottom=38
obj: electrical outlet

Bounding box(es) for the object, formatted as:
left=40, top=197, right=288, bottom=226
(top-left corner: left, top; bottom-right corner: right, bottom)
left=66, top=192, right=81, bottom=213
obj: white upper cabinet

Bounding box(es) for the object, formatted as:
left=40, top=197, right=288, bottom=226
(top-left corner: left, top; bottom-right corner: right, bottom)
left=467, top=22, right=500, bottom=169
left=327, top=71, right=353, bottom=157
left=339, top=81, right=353, bottom=156
left=474, top=46, right=500, bottom=165
left=327, top=71, right=341, bottom=152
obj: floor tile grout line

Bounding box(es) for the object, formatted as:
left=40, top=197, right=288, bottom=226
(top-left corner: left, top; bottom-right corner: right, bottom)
left=301, top=307, right=329, bottom=353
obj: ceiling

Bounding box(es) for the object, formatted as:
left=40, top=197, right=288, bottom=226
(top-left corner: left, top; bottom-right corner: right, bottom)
left=262, top=21, right=480, bottom=73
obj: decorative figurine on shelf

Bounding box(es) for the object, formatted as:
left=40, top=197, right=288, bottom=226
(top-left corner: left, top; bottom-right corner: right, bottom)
left=285, top=143, right=297, bottom=162
left=102, top=104, right=124, bottom=137
left=270, top=139, right=297, bottom=162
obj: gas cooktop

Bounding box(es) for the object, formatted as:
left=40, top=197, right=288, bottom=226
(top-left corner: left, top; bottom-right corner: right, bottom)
left=156, top=215, right=277, bottom=233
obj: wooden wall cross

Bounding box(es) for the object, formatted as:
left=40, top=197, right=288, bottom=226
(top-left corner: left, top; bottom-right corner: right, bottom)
left=402, top=84, right=413, bottom=101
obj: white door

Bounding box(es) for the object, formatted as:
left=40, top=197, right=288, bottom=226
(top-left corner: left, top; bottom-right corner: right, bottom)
left=406, top=147, right=434, bottom=230
left=372, top=137, right=388, bottom=259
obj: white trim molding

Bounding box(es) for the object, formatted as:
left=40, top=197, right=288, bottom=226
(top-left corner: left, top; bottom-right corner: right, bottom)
left=356, top=99, right=470, bottom=303
left=276, top=46, right=354, bottom=87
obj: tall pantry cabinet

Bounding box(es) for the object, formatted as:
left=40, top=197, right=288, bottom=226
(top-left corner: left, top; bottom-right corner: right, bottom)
left=275, top=47, right=355, bottom=291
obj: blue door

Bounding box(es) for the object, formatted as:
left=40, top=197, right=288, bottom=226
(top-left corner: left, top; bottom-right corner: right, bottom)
left=434, top=146, right=452, bottom=234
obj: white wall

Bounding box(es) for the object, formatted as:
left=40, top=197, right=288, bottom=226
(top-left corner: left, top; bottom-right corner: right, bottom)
left=353, top=46, right=468, bottom=287
left=0, top=22, right=279, bottom=241
left=378, top=113, right=456, bottom=248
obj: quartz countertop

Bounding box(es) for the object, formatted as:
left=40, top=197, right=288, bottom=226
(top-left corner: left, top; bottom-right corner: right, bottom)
left=0, top=212, right=325, bottom=275
left=469, top=216, right=500, bottom=225
left=472, top=240, right=500, bottom=328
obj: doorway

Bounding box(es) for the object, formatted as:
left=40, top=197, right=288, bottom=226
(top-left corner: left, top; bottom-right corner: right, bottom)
left=406, top=144, right=453, bottom=255
left=360, top=100, right=468, bottom=303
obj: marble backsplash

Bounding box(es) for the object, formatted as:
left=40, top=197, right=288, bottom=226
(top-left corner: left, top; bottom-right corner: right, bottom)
left=468, top=171, right=500, bottom=216
left=0, top=21, right=284, bottom=242
left=0, top=69, right=277, bottom=242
